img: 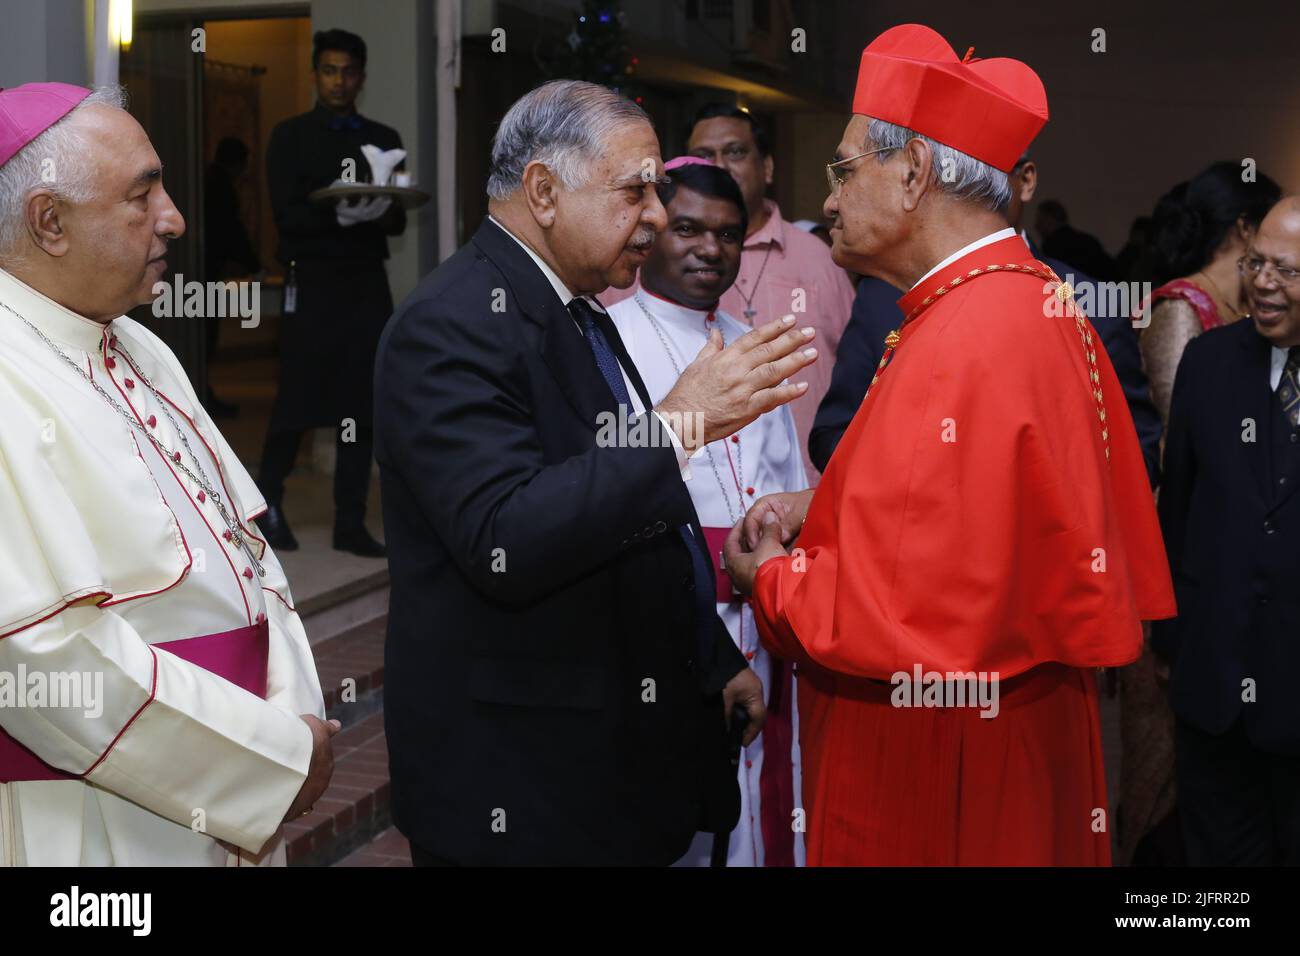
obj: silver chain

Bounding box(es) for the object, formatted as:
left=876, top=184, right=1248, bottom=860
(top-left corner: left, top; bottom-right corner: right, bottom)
left=1, top=300, right=266, bottom=577
left=735, top=242, right=775, bottom=320
left=633, top=292, right=745, bottom=524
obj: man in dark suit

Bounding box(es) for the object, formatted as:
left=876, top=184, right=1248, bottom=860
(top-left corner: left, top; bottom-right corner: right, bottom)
left=374, top=80, right=820, bottom=865
left=809, top=154, right=1163, bottom=487
left=1153, top=196, right=1300, bottom=865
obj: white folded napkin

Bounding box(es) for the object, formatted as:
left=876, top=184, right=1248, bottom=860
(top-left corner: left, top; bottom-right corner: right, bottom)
left=360, top=144, right=407, bottom=187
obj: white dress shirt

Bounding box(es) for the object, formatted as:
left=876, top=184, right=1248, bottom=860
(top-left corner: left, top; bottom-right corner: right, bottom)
left=1270, top=345, right=1294, bottom=392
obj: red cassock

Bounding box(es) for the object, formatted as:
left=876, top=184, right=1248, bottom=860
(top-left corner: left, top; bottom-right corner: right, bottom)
left=751, top=234, right=1176, bottom=865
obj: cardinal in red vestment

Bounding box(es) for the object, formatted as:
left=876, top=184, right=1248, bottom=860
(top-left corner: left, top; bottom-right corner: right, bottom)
left=723, top=23, right=1176, bottom=866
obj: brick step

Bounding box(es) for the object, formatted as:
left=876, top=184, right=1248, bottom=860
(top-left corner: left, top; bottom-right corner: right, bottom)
left=285, top=709, right=391, bottom=865
left=333, top=826, right=412, bottom=867
left=285, top=616, right=391, bottom=866
left=314, top=614, right=387, bottom=722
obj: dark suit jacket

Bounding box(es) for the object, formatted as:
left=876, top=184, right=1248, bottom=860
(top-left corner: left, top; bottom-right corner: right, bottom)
left=1152, top=319, right=1300, bottom=754
left=374, top=219, right=747, bottom=865
left=809, top=250, right=1164, bottom=487
left=1042, top=225, right=1117, bottom=282
left=266, top=103, right=405, bottom=265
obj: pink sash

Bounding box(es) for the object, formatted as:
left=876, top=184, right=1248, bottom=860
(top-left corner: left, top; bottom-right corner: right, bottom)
left=703, top=526, right=741, bottom=603
left=0, top=620, right=269, bottom=783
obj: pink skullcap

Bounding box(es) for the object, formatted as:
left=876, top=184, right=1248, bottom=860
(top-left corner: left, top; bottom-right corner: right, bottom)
left=664, top=155, right=717, bottom=172
left=0, top=82, right=93, bottom=168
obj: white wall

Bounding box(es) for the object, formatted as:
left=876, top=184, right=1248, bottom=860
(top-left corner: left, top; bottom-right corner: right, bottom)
left=0, top=0, right=92, bottom=87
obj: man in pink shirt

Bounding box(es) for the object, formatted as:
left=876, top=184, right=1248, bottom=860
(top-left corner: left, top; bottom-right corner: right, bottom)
left=686, top=104, right=855, bottom=485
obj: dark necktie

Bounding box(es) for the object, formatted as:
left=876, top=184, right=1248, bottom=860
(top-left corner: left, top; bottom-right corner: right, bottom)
left=329, top=114, right=363, bottom=131
left=568, top=297, right=717, bottom=668
left=1277, top=346, right=1300, bottom=429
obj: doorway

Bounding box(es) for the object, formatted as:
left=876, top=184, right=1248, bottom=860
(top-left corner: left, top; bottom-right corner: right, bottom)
left=120, top=8, right=311, bottom=463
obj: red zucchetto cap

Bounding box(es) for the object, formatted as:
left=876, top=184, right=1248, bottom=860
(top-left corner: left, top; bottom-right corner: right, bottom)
left=852, top=24, right=1048, bottom=173
left=0, top=82, right=92, bottom=168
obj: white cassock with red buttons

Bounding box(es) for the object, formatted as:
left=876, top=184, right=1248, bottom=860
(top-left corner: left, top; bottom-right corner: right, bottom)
left=610, top=288, right=806, bottom=867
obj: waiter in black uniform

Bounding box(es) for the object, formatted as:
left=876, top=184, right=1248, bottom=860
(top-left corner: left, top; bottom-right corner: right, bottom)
left=257, top=28, right=404, bottom=557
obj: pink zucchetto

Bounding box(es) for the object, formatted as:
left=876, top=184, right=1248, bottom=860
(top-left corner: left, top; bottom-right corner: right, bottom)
left=663, top=155, right=717, bottom=172
left=0, top=82, right=93, bottom=168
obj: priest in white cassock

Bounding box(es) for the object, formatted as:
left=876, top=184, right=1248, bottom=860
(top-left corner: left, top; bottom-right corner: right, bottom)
left=0, top=83, right=336, bottom=866
left=608, top=157, right=807, bottom=866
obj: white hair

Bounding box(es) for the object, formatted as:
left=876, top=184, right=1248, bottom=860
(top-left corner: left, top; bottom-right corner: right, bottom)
left=486, top=79, right=650, bottom=200
left=867, top=117, right=1011, bottom=212
left=0, top=85, right=128, bottom=260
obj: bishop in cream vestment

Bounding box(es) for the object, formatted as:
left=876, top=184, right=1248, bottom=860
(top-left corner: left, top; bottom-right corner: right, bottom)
left=0, top=269, right=324, bottom=866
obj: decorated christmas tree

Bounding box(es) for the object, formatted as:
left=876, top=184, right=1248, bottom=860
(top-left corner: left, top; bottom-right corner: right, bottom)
left=546, top=0, right=640, bottom=99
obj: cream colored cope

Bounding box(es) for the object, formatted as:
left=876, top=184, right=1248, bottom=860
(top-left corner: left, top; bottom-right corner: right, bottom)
left=0, top=267, right=324, bottom=866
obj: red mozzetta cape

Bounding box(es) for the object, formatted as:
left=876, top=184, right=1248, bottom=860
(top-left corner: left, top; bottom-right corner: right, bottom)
left=753, top=235, right=1175, bottom=679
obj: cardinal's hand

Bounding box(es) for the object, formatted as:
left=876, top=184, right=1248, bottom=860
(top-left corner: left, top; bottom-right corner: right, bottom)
left=724, top=510, right=789, bottom=597
left=741, top=489, right=814, bottom=549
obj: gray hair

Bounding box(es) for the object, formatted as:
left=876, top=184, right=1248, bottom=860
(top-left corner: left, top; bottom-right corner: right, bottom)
left=867, top=117, right=1011, bottom=212
left=0, top=85, right=127, bottom=260
left=486, top=80, right=650, bottom=200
